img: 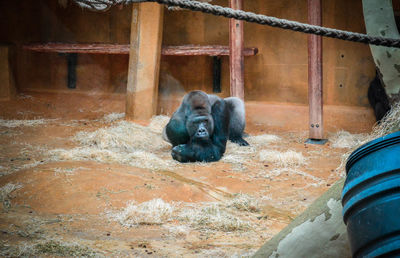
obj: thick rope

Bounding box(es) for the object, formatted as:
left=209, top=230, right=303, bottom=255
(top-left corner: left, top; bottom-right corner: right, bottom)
left=75, top=0, right=400, bottom=48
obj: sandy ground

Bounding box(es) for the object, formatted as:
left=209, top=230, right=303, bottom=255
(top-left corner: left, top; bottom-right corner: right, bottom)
left=0, top=92, right=359, bottom=257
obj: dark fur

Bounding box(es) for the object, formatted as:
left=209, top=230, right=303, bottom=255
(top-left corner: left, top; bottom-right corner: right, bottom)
left=368, top=71, right=391, bottom=122
left=164, top=90, right=248, bottom=163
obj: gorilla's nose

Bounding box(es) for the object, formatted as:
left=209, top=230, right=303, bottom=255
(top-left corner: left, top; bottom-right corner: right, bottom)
left=196, top=124, right=208, bottom=138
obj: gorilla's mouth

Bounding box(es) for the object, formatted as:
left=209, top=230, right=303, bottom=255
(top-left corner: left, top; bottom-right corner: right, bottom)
left=195, top=131, right=209, bottom=138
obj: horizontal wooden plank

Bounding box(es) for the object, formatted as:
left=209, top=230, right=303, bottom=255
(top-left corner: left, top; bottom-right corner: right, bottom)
left=23, top=43, right=130, bottom=54
left=162, top=45, right=258, bottom=56
left=23, top=43, right=258, bottom=56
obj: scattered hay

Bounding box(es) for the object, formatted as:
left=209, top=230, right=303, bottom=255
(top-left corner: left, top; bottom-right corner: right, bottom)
left=74, top=121, right=162, bottom=152
left=49, top=147, right=174, bottom=171
left=1, top=145, right=49, bottom=175
left=257, top=168, right=285, bottom=178
left=220, top=134, right=281, bottom=170
left=110, top=199, right=174, bottom=227
left=0, top=241, right=36, bottom=257
left=0, top=144, right=48, bottom=175
left=178, top=203, right=250, bottom=232
left=335, top=102, right=400, bottom=176
left=351, top=101, right=400, bottom=146
left=222, top=155, right=251, bottom=170
left=111, top=198, right=254, bottom=232
left=0, top=183, right=22, bottom=210
left=247, top=134, right=281, bottom=146
left=48, top=119, right=177, bottom=170
left=329, top=130, right=366, bottom=149
left=227, top=193, right=260, bottom=213
left=231, top=249, right=258, bottom=258
left=102, top=112, right=125, bottom=123
left=370, top=101, right=400, bottom=139
left=259, top=150, right=306, bottom=167
left=0, top=118, right=51, bottom=128
left=221, top=142, right=256, bottom=170
left=220, top=134, right=282, bottom=171
left=288, top=169, right=324, bottom=186
left=35, top=241, right=97, bottom=257
left=225, top=142, right=256, bottom=156
left=192, top=161, right=213, bottom=167
left=163, top=224, right=191, bottom=237
left=0, top=183, right=22, bottom=202
left=148, top=115, right=170, bottom=133
left=19, top=161, right=43, bottom=171
left=257, top=167, right=324, bottom=186
left=54, top=167, right=78, bottom=175
left=222, top=153, right=248, bottom=165
left=196, top=248, right=229, bottom=258
left=74, top=120, right=169, bottom=152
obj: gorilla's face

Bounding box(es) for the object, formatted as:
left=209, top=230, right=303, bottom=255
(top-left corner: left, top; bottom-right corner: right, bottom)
left=186, top=114, right=214, bottom=142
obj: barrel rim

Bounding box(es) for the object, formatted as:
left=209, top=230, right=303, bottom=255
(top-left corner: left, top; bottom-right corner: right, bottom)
left=345, top=131, right=400, bottom=174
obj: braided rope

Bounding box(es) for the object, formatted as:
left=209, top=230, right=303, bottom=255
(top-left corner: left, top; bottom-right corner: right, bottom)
left=75, top=0, right=400, bottom=48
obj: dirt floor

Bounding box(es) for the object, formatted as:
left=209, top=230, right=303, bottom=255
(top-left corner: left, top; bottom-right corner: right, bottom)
left=0, top=92, right=364, bottom=257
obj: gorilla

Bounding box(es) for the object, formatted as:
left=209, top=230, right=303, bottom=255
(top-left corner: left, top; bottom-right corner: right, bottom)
left=163, top=90, right=248, bottom=163
left=368, top=70, right=391, bottom=122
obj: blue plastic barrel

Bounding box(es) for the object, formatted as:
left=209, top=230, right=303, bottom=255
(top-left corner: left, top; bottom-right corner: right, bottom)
left=342, top=131, right=400, bottom=258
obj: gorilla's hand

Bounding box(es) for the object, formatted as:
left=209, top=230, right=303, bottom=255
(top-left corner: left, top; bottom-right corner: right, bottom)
left=171, top=143, right=221, bottom=163
left=230, top=137, right=249, bottom=146
left=171, top=144, right=195, bottom=163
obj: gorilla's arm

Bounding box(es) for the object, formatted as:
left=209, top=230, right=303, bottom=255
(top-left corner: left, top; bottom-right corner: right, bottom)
left=210, top=98, right=229, bottom=155
left=224, top=97, right=249, bottom=146
left=171, top=99, right=229, bottom=163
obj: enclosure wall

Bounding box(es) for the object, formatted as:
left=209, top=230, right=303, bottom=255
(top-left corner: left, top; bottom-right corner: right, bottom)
left=0, top=0, right=380, bottom=131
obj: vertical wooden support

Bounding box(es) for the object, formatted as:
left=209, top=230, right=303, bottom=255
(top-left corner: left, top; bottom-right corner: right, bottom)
left=229, top=0, right=244, bottom=100
left=307, top=0, right=323, bottom=139
left=126, top=3, right=164, bottom=121
left=0, top=46, right=16, bottom=101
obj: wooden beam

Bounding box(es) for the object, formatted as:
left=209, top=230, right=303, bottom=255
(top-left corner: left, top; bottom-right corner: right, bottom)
left=162, top=45, right=258, bottom=56
left=23, top=43, right=130, bottom=54
left=126, top=2, right=164, bottom=121
left=307, top=0, right=323, bottom=139
left=23, top=43, right=258, bottom=57
left=229, top=0, right=245, bottom=100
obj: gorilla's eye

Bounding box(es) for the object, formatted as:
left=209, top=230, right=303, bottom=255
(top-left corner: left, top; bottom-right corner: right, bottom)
left=193, top=116, right=209, bottom=124
left=195, top=121, right=207, bottom=127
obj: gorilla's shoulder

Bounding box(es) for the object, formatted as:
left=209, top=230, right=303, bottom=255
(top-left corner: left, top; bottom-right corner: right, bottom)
left=207, top=94, right=222, bottom=107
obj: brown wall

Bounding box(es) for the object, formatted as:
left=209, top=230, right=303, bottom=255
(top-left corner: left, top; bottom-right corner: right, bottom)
left=0, top=0, right=131, bottom=94
left=161, top=0, right=375, bottom=107
left=0, top=0, right=375, bottom=106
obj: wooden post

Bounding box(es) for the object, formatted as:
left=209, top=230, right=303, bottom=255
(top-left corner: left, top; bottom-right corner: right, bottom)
left=307, top=0, right=323, bottom=139
left=126, top=2, right=164, bottom=121
left=0, top=46, right=16, bottom=101
left=229, top=0, right=244, bottom=100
